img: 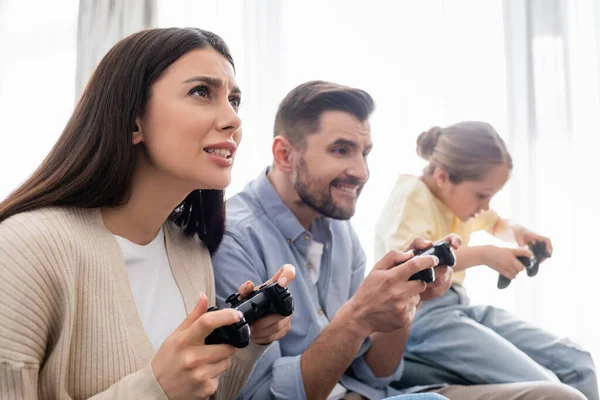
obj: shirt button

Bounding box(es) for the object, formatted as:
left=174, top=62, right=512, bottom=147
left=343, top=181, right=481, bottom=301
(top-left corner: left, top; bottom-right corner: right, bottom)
left=307, top=262, right=313, bottom=269
left=286, top=238, right=292, bottom=244
left=317, top=308, right=324, bottom=315
left=304, top=234, right=311, bottom=240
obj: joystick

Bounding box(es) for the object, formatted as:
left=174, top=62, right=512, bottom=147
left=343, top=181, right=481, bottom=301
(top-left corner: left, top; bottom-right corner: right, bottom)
left=205, top=282, right=294, bottom=348
left=405, top=241, right=456, bottom=283
left=497, top=241, right=552, bottom=289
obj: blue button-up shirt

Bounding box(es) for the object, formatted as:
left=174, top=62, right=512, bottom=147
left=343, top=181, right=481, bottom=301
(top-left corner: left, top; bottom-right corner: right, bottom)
left=212, top=168, right=405, bottom=400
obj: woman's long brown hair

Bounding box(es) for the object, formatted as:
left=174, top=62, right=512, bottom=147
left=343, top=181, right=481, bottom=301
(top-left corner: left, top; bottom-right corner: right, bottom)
left=0, top=28, right=234, bottom=253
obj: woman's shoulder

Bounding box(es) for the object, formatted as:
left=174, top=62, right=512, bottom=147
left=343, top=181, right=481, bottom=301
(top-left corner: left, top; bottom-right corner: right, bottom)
left=0, top=207, right=105, bottom=345
left=0, top=206, right=103, bottom=263
left=2, top=206, right=99, bottom=235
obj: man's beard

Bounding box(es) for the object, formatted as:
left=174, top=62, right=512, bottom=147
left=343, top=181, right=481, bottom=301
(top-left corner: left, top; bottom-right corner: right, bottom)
left=293, top=158, right=362, bottom=220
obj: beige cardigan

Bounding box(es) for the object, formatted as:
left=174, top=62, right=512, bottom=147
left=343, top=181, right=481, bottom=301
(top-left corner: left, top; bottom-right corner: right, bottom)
left=0, top=207, right=264, bottom=399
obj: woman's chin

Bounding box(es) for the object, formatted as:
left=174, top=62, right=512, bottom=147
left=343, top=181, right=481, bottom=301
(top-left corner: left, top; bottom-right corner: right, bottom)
left=197, top=178, right=231, bottom=191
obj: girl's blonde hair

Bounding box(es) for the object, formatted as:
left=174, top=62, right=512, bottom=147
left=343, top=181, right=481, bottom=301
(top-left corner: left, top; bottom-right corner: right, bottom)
left=417, top=121, right=513, bottom=183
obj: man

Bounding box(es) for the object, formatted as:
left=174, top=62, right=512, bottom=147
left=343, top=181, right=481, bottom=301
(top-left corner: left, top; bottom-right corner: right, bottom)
left=212, top=81, right=585, bottom=400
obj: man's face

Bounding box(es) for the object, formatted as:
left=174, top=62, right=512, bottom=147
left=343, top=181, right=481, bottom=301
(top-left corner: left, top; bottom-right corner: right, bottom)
left=292, top=111, right=372, bottom=220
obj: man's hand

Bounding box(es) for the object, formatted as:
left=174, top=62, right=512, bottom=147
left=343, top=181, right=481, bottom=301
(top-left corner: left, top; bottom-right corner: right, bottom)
left=407, top=234, right=461, bottom=301
left=420, top=264, right=453, bottom=301
left=348, top=248, right=437, bottom=336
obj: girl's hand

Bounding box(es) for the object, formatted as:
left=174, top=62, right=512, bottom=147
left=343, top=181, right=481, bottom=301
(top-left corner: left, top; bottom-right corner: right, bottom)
left=511, top=225, right=553, bottom=259
left=484, top=245, right=533, bottom=280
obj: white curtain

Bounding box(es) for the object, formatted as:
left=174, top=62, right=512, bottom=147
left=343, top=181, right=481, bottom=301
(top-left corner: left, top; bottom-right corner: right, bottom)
left=0, top=0, right=154, bottom=201
left=76, top=0, right=155, bottom=96
left=0, top=0, right=79, bottom=200
left=470, top=0, right=600, bottom=368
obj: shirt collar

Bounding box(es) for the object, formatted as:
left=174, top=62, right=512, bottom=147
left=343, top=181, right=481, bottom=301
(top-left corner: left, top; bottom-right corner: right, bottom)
left=251, top=167, right=310, bottom=244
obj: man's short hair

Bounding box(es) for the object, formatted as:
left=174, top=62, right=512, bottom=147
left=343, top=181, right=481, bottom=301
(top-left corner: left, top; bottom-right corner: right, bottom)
left=274, top=80, right=375, bottom=148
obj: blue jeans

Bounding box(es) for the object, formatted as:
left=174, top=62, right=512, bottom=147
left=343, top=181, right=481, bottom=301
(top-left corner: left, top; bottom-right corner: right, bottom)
left=407, top=285, right=598, bottom=400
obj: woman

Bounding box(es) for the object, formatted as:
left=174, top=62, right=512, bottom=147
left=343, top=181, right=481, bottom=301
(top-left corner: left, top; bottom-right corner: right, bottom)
left=0, top=27, right=295, bottom=399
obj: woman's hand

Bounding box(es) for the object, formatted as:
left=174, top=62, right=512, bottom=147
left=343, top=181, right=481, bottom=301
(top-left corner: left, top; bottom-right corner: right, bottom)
left=152, top=294, right=243, bottom=400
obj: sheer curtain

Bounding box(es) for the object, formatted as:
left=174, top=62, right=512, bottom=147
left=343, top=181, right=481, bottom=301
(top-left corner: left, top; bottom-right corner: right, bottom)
left=0, top=0, right=79, bottom=200
left=474, top=0, right=600, bottom=369
left=76, top=0, right=155, bottom=95
left=0, top=0, right=154, bottom=200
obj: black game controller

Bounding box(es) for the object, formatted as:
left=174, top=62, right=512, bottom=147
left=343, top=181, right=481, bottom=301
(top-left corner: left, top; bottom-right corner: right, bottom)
left=204, top=282, right=294, bottom=348
left=497, top=241, right=552, bottom=289
left=204, top=309, right=251, bottom=349
left=405, top=241, right=457, bottom=283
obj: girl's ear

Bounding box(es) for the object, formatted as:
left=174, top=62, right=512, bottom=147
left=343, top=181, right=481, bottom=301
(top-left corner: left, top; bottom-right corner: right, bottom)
left=432, top=166, right=451, bottom=188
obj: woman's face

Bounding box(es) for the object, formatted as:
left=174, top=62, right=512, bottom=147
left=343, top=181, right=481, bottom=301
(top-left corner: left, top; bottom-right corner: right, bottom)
left=135, top=47, right=242, bottom=191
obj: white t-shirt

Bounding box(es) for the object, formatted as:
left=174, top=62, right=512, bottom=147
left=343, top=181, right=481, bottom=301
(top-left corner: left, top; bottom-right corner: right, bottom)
left=115, top=227, right=187, bottom=351
left=306, top=240, right=348, bottom=400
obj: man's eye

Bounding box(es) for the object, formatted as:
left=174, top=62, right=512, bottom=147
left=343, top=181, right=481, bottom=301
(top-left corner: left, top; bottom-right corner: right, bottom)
left=333, top=147, right=348, bottom=155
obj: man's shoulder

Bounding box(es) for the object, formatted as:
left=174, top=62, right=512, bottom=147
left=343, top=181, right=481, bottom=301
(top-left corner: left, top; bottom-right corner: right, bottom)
left=216, top=186, right=291, bottom=279
left=226, top=189, right=267, bottom=233
left=223, top=188, right=288, bottom=258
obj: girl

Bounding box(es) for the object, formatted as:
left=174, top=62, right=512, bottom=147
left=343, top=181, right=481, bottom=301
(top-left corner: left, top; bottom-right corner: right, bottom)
left=0, top=28, right=295, bottom=399
left=374, top=121, right=598, bottom=400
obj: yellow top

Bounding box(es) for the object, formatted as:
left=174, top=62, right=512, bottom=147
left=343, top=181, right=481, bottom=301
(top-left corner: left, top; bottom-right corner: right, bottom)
left=374, top=174, right=499, bottom=285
